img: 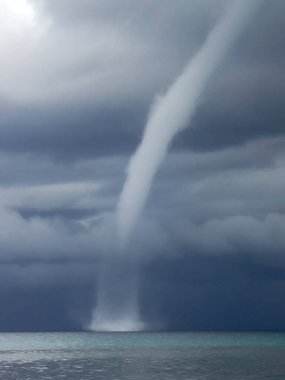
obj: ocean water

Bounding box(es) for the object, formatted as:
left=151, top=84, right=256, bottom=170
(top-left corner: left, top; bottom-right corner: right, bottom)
left=0, top=332, right=285, bottom=379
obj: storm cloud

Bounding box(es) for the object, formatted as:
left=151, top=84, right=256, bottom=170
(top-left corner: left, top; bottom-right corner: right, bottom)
left=0, top=0, right=284, bottom=331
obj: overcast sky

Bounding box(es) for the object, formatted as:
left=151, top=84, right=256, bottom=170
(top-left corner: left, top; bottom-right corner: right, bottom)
left=0, top=0, right=284, bottom=331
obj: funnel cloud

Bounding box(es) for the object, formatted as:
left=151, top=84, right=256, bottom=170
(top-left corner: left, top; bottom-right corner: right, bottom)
left=117, top=0, right=263, bottom=246
left=91, top=0, right=263, bottom=331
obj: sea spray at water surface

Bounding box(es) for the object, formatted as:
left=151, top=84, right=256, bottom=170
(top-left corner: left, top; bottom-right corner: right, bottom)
left=91, top=0, right=263, bottom=331
left=90, top=249, right=144, bottom=331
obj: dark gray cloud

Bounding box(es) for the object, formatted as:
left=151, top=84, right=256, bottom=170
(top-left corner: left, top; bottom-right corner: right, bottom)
left=0, top=0, right=284, bottom=331
left=0, top=0, right=283, bottom=160
left=142, top=254, right=285, bottom=330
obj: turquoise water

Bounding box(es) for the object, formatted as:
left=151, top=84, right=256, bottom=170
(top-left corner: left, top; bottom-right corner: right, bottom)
left=0, top=332, right=285, bottom=379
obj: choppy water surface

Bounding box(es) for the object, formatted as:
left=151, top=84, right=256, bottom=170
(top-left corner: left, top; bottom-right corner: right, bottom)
left=0, top=332, right=285, bottom=379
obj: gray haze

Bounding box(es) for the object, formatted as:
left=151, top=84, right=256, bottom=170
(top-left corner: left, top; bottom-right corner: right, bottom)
left=0, top=0, right=284, bottom=331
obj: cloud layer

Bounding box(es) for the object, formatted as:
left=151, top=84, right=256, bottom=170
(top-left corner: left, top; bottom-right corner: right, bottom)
left=0, top=0, right=284, bottom=330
